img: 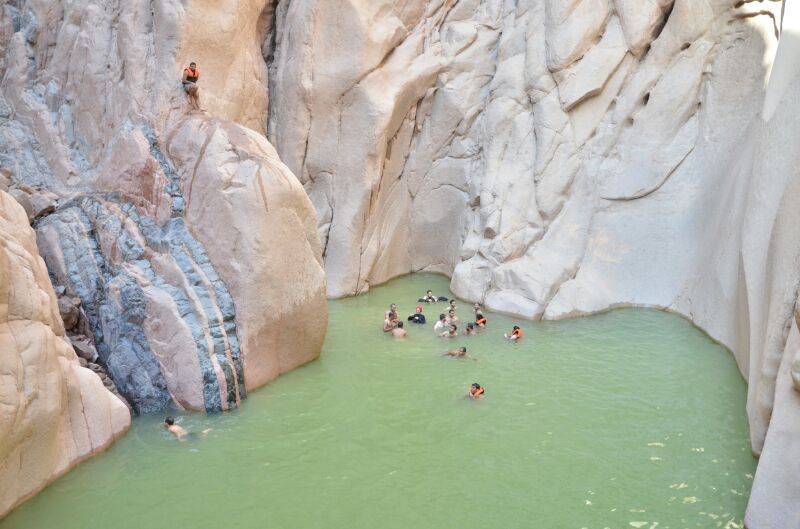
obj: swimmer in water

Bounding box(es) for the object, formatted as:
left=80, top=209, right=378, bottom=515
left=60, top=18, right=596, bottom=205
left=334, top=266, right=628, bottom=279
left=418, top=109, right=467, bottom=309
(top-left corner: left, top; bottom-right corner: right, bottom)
left=443, top=346, right=477, bottom=362
left=392, top=321, right=408, bottom=338
left=446, top=309, right=459, bottom=325
left=164, top=417, right=210, bottom=440
left=433, top=313, right=448, bottom=333
left=408, top=306, right=426, bottom=324
left=423, top=290, right=437, bottom=303
left=440, top=324, right=458, bottom=338
left=468, top=383, right=485, bottom=398
left=164, top=417, right=188, bottom=439
left=504, top=325, right=523, bottom=341
left=385, top=303, right=398, bottom=319
left=473, top=302, right=481, bottom=315
left=383, top=308, right=399, bottom=333
left=464, top=322, right=477, bottom=336
left=475, top=312, right=487, bottom=328
left=448, top=299, right=457, bottom=313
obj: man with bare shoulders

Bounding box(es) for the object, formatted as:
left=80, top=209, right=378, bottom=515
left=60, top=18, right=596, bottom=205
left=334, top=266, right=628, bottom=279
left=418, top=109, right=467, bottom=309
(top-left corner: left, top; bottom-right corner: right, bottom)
left=392, top=321, right=408, bottom=338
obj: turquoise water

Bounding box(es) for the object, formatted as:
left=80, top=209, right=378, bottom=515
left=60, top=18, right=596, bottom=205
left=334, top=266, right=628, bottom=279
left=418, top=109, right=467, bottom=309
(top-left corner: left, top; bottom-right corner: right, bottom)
left=1, top=274, right=755, bottom=529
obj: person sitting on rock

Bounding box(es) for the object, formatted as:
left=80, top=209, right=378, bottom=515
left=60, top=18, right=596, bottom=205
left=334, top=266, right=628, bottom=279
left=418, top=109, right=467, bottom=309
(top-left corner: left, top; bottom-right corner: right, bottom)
left=182, top=62, right=200, bottom=107
left=464, top=322, right=477, bottom=336
left=468, top=383, right=485, bottom=398
left=392, top=321, right=408, bottom=339
left=504, top=325, right=523, bottom=341
left=475, top=312, right=488, bottom=328
left=433, top=313, right=448, bottom=333
left=440, top=324, right=458, bottom=338
left=408, top=306, right=427, bottom=324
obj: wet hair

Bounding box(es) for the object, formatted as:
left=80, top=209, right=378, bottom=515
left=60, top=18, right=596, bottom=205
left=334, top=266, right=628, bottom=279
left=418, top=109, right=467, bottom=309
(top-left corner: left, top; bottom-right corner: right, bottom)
left=450, top=325, right=457, bottom=332
left=471, top=383, right=480, bottom=389
left=165, top=417, right=174, bottom=426
left=460, top=347, right=467, bottom=353
left=439, top=314, right=446, bottom=321
left=397, top=321, right=404, bottom=328
left=427, top=290, right=432, bottom=295
left=467, top=323, right=474, bottom=329
left=189, top=62, right=196, bottom=67
left=513, top=325, right=520, bottom=330
left=448, top=309, right=455, bottom=315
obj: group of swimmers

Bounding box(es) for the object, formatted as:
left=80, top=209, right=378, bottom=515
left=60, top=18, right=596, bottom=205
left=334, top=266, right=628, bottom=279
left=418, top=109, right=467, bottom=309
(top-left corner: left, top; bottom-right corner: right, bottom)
left=382, top=289, right=525, bottom=399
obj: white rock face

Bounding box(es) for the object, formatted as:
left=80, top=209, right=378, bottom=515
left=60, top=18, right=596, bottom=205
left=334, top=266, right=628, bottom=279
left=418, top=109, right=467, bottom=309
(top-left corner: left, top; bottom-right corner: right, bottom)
left=265, top=0, right=798, bottom=524
left=0, top=191, right=130, bottom=518
left=2, top=0, right=799, bottom=524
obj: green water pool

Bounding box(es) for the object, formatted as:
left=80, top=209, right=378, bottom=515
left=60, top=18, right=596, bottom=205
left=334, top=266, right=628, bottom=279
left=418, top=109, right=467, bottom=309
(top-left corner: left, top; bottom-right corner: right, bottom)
left=1, top=274, right=755, bottom=529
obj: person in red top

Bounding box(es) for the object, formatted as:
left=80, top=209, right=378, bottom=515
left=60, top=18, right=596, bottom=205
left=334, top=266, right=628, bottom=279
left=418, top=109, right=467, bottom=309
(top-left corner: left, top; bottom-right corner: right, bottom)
left=505, top=325, right=523, bottom=341
left=182, top=62, right=200, bottom=106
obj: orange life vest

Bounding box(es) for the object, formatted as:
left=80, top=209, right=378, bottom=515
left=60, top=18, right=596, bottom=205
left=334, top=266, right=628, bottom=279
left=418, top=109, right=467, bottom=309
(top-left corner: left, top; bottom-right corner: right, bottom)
left=471, top=387, right=485, bottom=397
left=476, top=317, right=487, bottom=325
left=184, top=67, right=200, bottom=82
left=511, top=328, right=522, bottom=338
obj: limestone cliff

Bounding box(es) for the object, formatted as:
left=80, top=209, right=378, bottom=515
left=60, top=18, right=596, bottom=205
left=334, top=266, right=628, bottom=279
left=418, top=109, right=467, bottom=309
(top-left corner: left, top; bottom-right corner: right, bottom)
left=264, top=1, right=797, bottom=526
left=1, top=0, right=799, bottom=525
left=0, top=190, right=130, bottom=518
left=0, top=0, right=326, bottom=414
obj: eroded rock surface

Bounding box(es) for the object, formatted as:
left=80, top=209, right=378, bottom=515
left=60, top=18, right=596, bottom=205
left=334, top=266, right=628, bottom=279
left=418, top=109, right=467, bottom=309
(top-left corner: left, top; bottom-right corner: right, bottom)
left=0, top=190, right=130, bottom=518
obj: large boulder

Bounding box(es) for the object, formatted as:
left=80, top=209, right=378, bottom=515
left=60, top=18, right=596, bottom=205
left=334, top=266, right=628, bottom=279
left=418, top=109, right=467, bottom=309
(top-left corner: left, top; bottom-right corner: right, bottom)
left=0, top=190, right=130, bottom=518
left=167, top=116, right=327, bottom=390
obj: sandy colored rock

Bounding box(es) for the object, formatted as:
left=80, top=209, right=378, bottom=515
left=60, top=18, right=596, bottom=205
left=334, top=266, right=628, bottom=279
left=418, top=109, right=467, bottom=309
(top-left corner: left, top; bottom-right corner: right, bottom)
left=0, top=190, right=130, bottom=518
left=167, top=115, right=328, bottom=390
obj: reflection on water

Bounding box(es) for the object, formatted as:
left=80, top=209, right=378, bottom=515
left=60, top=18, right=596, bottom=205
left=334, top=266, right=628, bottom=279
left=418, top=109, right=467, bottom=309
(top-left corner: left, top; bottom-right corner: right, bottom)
left=1, top=274, right=755, bottom=529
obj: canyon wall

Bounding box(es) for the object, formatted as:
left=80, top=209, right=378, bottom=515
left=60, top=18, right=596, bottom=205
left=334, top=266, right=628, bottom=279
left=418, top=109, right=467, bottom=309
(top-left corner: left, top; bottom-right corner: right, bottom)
left=265, top=0, right=797, bottom=526
left=2, top=0, right=799, bottom=525
left=0, top=190, right=130, bottom=517
left=0, top=0, right=326, bottom=414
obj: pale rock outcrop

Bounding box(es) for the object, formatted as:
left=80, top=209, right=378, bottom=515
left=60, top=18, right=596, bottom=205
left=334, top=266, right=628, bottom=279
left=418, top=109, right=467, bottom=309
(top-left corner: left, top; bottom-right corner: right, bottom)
left=0, top=190, right=129, bottom=518
left=265, top=0, right=797, bottom=523
left=0, top=0, right=327, bottom=417
left=166, top=115, right=327, bottom=391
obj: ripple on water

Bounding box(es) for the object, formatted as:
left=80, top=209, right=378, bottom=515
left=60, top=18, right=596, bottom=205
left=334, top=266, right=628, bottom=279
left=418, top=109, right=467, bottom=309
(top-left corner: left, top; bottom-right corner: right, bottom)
left=0, top=274, right=755, bottom=529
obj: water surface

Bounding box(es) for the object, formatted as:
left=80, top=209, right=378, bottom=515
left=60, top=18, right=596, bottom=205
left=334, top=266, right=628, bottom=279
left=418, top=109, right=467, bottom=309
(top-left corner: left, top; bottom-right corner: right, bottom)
left=1, top=274, right=755, bottom=529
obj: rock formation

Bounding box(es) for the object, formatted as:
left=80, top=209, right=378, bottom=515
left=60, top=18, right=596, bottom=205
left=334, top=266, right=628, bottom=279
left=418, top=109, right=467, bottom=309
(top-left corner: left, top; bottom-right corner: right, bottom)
left=1, top=0, right=799, bottom=525
left=0, top=190, right=130, bottom=518
left=0, top=0, right=326, bottom=415
left=264, top=0, right=798, bottom=525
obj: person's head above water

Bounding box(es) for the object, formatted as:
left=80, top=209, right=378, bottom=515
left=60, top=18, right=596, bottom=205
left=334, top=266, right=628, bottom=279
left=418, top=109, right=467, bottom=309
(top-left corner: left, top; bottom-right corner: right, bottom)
left=390, top=303, right=397, bottom=311
left=450, top=324, right=457, bottom=332
left=448, top=309, right=455, bottom=316
left=164, top=417, right=175, bottom=426
left=439, top=314, right=446, bottom=321
left=449, top=300, right=456, bottom=307
left=189, top=62, right=196, bottom=69
left=513, top=325, right=520, bottom=330
left=461, top=347, right=467, bottom=353
left=427, top=290, right=433, bottom=296
left=396, top=321, right=404, bottom=328
left=467, top=323, right=474, bottom=330
left=416, top=306, right=423, bottom=313
left=471, top=383, right=481, bottom=390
